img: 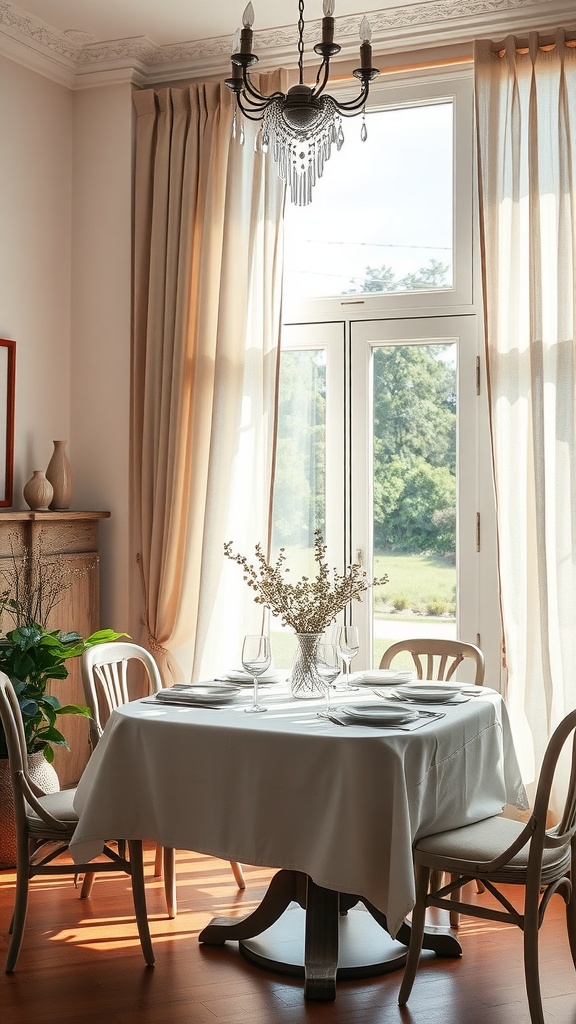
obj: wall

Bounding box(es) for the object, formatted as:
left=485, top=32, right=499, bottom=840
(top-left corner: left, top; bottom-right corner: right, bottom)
left=0, top=57, right=134, bottom=637
left=0, top=56, right=73, bottom=496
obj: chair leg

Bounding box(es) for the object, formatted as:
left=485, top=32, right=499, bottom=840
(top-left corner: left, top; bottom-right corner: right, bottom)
left=449, top=872, right=461, bottom=930
left=128, top=840, right=155, bottom=967
left=153, top=843, right=163, bottom=878
left=163, top=847, right=177, bottom=919
left=565, top=886, right=576, bottom=969
left=230, top=860, right=246, bottom=890
left=5, top=847, right=30, bottom=973
left=523, top=909, right=545, bottom=1024
left=80, top=871, right=96, bottom=898
left=398, top=864, right=431, bottom=1006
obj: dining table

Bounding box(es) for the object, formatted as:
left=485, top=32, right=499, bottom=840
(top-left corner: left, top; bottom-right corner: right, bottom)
left=69, top=679, right=527, bottom=1000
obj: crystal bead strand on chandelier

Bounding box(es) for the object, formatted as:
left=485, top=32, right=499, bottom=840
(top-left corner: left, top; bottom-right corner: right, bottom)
left=226, top=1, right=379, bottom=205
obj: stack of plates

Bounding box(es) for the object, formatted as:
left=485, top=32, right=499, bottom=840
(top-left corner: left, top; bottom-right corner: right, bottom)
left=155, top=684, right=241, bottom=706
left=390, top=682, right=477, bottom=704
left=354, top=669, right=415, bottom=688
left=339, top=701, right=419, bottom=724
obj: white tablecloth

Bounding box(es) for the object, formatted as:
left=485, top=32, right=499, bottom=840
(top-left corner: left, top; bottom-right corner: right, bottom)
left=70, top=688, right=527, bottom=938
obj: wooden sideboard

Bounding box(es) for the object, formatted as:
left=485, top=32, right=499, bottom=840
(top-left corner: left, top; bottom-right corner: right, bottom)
left=0, top=511, right=110, bottom=788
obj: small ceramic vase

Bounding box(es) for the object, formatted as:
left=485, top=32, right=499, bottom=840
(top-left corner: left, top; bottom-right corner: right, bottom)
left=23, top=470, right=53, bottom=511
left=46, top=440, right=73, bottom=510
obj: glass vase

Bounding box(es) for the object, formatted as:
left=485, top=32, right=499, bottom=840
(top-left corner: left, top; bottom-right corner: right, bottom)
left=290, top=633, right=323, bottom=699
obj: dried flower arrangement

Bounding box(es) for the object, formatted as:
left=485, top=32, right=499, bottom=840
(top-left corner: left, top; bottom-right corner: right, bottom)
left=0, top=536, right=94, bottom=630
left=224, top=530, right=388, bottom=634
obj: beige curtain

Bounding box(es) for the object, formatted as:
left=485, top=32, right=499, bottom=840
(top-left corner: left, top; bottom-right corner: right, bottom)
left=475, top=31, right=576, bottom=802
left=132, top=83, right=285, bottom=685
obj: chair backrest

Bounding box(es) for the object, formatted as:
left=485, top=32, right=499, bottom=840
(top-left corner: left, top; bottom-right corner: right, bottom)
left=379, top=638, right=485, bottom=686
left=0, top=672, right=66, bottom=837
left=0, top=671, right=27, bottom=779
left=81, top=641, right=162, bottom=747
left=530, top=708, right=576, bottom=868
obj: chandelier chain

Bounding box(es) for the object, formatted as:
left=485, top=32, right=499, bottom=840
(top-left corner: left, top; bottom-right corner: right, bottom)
left=297, top=0, right=305, bottom=85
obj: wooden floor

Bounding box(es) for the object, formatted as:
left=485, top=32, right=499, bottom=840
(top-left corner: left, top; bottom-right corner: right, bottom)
left=1, top=845, right=575, bottom=1024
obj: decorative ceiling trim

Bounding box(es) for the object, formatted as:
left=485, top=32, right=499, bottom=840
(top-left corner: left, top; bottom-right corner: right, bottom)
left=1, top=0, right=574, bottom=88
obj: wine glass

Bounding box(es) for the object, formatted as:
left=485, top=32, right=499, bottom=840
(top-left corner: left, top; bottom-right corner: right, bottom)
left=242, top=635, right=271, bottom=713
left=314, top=643, right=342, bottom=718
left=334, top=625, right=360, bottom=691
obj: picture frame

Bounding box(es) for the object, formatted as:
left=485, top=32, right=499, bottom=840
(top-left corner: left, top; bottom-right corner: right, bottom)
left=0, top=339, right=16, bottom=508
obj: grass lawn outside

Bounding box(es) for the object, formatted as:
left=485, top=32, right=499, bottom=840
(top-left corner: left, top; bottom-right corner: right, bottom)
left=374, top=551, right=456, bottom=616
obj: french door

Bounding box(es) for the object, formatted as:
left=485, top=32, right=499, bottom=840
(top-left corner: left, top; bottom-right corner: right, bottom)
left=273, top=314, right=497, bottom=678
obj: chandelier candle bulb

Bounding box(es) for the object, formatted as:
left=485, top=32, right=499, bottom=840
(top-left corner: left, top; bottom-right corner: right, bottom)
left=322, top=0, right=335, bottom=45
left=240, top=2, right=254, bottom=53
left=360, top=16, right=373, bottom=69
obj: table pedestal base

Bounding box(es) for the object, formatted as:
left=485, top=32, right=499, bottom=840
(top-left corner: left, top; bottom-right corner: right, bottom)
left=240, top=903, right=408, bottom=978
left=199, top=869, right=461, bottom=1001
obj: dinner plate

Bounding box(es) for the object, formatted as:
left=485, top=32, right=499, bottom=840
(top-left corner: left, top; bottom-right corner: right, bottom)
left=155, top=684, right=241, bottom=705
left=392, top=683, right=468, bottom=704
left=222, top=669, right=283, bottom=685
left=354, top=669, right=415, bottom=687
left=340, top=702, right=420, bottom=724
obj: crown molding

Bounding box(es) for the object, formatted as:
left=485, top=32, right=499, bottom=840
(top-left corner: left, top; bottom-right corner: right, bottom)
left=1, top=0, right=575, bottom=89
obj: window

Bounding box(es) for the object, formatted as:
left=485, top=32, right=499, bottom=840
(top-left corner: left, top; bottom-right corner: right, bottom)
left=272, top=68, right=499, bottom=679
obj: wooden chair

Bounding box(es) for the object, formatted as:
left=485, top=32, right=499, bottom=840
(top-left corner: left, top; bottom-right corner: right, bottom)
left=380, top=637, right=485, bottom=686
left=81, top=641, right=245, bottom=917
left=381, top=637, right=486, bottom=912
left=0, top=672, right=154, bottom=973
left=398, top=707, right=576, bottom=1024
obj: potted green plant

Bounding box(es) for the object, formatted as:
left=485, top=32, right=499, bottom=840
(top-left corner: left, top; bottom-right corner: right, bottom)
left=0, top=622, right=125, bottom=763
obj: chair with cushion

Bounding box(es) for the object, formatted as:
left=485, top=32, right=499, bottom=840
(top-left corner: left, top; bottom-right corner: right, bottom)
left=0, top=672, right=154, bottom=973
left=381, top=637, right=486, bottom=911
left=380, top=637, right=485, bottom=686
left=81, top=641, right=245, bottom=918
left=398, top=707, right=576, bottom=1024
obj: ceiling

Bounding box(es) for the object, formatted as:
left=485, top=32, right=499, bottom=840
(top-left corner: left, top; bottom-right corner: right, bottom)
left=4, top=0, right=405, bottom=47
left=1, top=0, right=574, bottom=86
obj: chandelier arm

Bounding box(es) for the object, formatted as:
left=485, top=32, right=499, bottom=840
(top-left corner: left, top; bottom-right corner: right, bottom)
left=333, top=86, right=371, bottom=114
left=235, top=96, right=273, bottom=122
left=241, top=68, right=285, bottom=107
left=311, top=59, right=331, bottom=100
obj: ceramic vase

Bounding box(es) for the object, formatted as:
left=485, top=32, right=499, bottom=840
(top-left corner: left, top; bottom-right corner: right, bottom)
left=46, top=440, right=73, bottom=510
left=23, top=470, right=53, bottom=511
left=290, top=633, right=323, bottom=698
left=0, top=752, right=60, bottom=867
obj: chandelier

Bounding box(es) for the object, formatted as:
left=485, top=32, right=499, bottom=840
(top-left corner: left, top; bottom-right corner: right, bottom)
left=226, top=1, right=379, bottom=205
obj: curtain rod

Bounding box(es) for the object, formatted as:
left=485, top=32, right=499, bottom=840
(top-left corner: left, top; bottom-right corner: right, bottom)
left=490, top=30, right=576, bottom=55
left=325, top=53, right=473, bottom=85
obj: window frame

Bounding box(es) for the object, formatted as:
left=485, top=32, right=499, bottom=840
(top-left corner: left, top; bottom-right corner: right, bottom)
left=282, top=66, right=475, bottom=325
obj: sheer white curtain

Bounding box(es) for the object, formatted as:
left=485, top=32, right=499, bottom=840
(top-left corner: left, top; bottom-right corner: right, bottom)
left=475, top=31, right=576, bottom=802
left=132, top=84, right=285, bottom=685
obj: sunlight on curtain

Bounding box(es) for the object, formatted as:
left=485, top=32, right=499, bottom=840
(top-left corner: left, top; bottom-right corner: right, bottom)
left=132, top=83, right=284, bottom=685
left=475, top=30, right=576, bottom=806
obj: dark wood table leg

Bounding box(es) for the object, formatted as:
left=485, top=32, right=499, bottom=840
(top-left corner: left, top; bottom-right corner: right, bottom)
left=199, top=869, right=307, bottom=945
left=303, top=879, right=340, bottom=1000
left=362, top=898, right=462, bottom=957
